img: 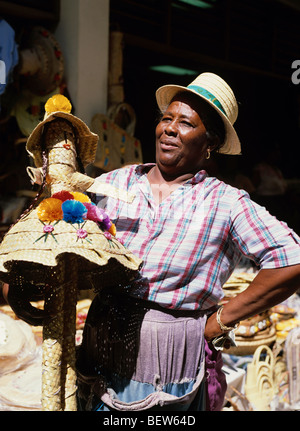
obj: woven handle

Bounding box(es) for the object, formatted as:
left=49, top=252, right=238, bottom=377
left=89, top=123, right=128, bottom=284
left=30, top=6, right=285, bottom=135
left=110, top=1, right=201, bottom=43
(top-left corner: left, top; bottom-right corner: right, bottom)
left=42, top=257, right=78, bottom=411
left=252, top=345, right=274, bottom=369
left=245, top=345, right=274, bottom=390
left=42, top=262, right=65, bottom=411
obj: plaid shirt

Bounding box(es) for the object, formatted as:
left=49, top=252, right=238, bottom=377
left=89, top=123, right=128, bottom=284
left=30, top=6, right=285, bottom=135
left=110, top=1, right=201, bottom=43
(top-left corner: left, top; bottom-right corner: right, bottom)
left=95, top=164, right=300, bottom=311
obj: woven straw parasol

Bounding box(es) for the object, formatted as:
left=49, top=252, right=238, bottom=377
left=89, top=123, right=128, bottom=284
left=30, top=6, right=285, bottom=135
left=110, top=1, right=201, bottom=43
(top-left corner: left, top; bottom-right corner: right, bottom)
left=0, top=95, right=142, bottom=410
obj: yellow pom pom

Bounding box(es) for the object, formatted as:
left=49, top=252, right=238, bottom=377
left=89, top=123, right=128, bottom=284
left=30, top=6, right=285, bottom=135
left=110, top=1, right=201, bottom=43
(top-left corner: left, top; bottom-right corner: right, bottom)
left=37, top=198, right=63, bottom=222
left=45, top=94, right=72, bottom=114
left=70, top=192, right=91, bottom=203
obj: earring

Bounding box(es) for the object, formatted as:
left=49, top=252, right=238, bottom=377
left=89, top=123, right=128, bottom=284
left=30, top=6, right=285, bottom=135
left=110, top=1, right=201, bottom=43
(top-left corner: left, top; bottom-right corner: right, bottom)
left=206, top=148, right=211, bottom=160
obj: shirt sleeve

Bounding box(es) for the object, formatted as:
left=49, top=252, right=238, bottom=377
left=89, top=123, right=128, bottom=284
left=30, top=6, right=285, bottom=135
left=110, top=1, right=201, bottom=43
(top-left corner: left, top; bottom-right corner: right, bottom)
left=229, top=190, right=300, bottom=269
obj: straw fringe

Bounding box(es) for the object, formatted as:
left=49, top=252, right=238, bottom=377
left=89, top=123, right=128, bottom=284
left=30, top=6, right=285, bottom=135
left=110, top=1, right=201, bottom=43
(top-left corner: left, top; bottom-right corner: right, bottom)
left=0, top=208, right=142, bottom=293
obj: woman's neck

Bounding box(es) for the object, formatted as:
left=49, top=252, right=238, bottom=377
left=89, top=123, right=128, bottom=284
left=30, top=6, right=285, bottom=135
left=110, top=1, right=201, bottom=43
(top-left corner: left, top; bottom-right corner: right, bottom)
left=148, top=165, right=194, bottom=186
left=147, top=165, right=195, bottom=206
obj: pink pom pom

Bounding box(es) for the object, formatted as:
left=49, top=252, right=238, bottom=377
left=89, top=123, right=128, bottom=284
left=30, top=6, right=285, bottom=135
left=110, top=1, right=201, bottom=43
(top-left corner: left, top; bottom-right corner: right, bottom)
left=83, top=203, right=105, bottom=222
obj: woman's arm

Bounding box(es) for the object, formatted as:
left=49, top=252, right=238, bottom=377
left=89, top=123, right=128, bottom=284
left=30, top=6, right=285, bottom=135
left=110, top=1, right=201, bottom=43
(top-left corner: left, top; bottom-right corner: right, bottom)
left=204, top=264, right=300, bottom=341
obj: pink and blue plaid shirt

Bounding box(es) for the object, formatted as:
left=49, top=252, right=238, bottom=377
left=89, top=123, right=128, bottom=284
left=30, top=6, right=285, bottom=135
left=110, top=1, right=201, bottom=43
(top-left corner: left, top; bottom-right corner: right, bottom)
left=95, top=164, right=300, bottom=311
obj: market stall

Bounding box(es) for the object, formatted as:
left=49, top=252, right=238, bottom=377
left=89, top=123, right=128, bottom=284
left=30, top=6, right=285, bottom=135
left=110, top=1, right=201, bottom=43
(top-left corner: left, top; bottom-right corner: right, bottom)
left=221, top=272, right=300, bottom=411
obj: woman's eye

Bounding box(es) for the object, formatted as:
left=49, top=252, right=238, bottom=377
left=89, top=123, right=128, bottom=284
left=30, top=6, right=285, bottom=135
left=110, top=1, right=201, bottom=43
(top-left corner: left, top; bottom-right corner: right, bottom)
left=181, top=120, right=193, bottom=127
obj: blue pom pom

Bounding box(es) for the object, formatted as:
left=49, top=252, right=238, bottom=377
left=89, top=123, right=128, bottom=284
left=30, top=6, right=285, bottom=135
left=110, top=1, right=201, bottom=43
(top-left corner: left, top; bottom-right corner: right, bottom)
left=62, top=199, right=87, bottom=223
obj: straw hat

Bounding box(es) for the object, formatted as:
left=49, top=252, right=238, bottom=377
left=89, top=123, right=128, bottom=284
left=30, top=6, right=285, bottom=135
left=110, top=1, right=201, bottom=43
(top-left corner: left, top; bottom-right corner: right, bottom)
left=26, top=94, right=98, bottom=168
left=156, top=72, right=241, bottom=155
left=12, top=87, right=59, bottom=137
left=20, top=26, right=64, bottom=96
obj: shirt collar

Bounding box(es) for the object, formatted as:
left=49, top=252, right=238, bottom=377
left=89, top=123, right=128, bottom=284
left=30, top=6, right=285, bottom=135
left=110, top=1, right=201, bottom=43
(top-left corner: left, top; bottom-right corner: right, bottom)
left=134, top=163, right=208, bottom=184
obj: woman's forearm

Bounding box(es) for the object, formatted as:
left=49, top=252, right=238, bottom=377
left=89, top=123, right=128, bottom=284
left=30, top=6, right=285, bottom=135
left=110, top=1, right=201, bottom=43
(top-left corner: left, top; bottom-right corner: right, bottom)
left=204, top=264, right=300, bottom=341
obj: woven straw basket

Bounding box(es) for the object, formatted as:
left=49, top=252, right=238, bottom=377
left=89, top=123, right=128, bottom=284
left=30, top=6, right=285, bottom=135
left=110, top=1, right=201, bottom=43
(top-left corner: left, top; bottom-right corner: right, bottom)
left=224, top=325, right=277, bottom=356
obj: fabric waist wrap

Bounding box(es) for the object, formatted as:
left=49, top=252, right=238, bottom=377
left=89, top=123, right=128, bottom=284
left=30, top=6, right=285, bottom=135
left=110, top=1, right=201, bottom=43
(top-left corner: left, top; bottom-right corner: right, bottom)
left=76, top=292, right=208, bottom=411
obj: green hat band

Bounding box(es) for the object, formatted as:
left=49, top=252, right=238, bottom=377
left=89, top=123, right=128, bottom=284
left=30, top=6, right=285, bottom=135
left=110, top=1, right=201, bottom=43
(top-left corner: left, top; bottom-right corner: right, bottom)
left=187, top=85, right=226, bottom=116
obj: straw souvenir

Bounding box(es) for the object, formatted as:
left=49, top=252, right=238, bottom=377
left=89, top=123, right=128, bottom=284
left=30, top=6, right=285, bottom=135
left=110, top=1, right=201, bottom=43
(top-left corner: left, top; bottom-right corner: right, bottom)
left=244, top=345, right=275, bottom=410
left=0, top=95, right=142, bottom=411
left=222, top=272, right=277, bottom=355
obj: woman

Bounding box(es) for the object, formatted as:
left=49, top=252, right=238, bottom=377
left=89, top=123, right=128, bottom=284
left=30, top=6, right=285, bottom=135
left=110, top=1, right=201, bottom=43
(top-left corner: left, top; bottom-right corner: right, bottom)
left=3, top=73, right=300, bottom=411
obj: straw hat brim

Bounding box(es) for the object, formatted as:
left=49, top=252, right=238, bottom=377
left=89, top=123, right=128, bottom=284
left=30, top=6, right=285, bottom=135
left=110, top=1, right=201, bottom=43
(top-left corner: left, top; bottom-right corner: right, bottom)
left=156, top=84, right=241, bottom=155
left=26, top=111, right=99, bottom=168
left=0, top=208, right=143, bottom=290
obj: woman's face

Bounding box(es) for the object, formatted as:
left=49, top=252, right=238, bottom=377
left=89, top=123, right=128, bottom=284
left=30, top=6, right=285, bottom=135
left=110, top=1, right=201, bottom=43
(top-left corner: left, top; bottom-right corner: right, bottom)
left=155, top=95, right=210, bottom=178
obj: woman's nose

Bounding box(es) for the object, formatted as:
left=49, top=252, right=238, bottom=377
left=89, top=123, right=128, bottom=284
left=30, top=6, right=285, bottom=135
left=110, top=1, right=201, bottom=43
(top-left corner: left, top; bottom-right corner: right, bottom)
left=164, top=120, right=177, bottom=135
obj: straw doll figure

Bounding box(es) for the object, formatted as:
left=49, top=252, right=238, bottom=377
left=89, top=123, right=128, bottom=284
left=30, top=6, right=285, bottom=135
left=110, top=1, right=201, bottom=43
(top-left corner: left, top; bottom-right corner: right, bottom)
left=0, top=94, right=142, bottom=411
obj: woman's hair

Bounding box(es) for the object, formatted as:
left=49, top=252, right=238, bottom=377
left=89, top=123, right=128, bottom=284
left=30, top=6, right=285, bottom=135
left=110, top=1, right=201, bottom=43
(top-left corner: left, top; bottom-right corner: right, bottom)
left=167, top=91, right=226, bottom=151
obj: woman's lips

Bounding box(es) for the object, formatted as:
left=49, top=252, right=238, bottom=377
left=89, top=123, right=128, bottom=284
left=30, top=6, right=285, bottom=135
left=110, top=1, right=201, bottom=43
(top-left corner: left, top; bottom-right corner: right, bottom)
left=160, top=141, right=178, bottom=150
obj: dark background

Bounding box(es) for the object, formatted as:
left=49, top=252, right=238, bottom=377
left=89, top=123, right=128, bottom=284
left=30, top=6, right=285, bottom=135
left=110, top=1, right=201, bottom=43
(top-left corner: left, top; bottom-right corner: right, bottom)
left=109, top=0, right=300, bottom=179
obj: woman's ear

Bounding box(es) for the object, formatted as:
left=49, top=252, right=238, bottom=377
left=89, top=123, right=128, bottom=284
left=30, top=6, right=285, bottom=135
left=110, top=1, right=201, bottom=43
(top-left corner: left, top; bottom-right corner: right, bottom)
left=206, top=131, right=222, bottom=152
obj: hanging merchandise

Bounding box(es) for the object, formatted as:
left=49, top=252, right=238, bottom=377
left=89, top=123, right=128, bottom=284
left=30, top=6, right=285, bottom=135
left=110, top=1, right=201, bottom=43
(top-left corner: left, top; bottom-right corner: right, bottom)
left=108, top=31, right=125, bottom=107
left=92, top=30, right=143, bottom=172
left=18, top=27, right=64, bottom=96
left=0, top=19, right=19, bottom=105
left=11, top=87, right=60, bottom=137
left=91, top=103, right=143, bottom=172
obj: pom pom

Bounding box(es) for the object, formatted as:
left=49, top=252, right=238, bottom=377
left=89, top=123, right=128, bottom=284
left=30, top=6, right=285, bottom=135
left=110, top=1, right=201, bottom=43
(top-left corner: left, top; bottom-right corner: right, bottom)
left=108, top=222, right=116, bottom=236
left=45, top=94, right=72, bottom=114
left=62, top=199, right=87, bottom=223
left=71, top=192, right=91, bottom=203
left=37, top=198, right=63, bottom=222
left=83, top=203, right=115, bottom=233
left=101, top=216, right=112, bottom=231
left=52, top=191, right=74, bottom=202
left=83, top=203, right=104, bottom=221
